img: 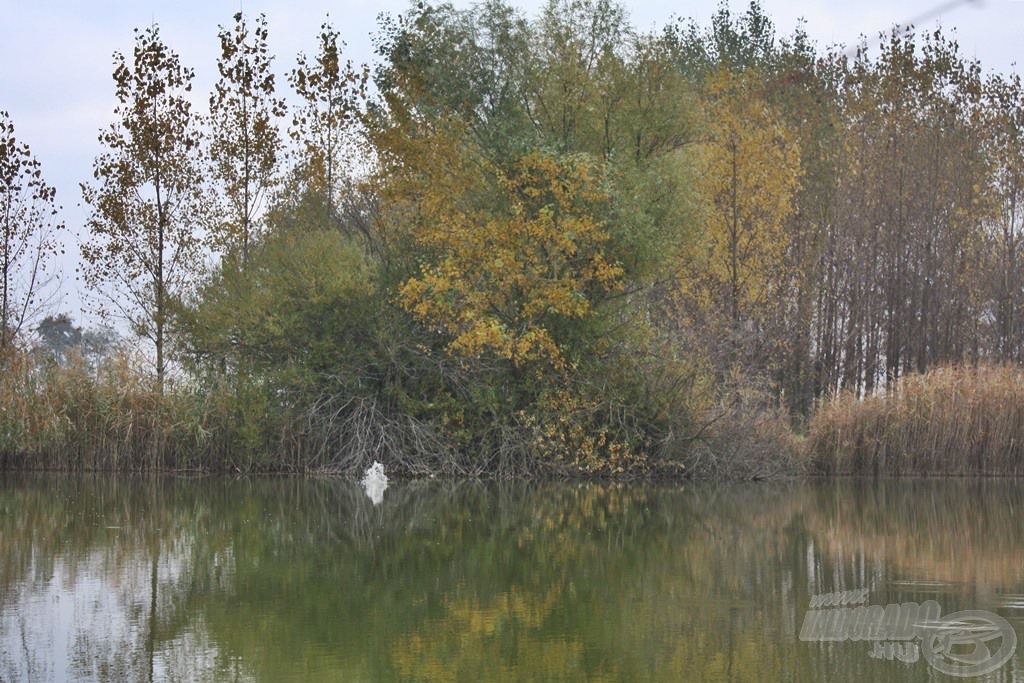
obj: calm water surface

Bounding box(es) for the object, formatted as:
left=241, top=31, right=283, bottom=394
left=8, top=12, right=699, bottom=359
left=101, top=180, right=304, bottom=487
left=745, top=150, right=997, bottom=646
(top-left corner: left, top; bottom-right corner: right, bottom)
left=1, top=475, right=1022, bottom=682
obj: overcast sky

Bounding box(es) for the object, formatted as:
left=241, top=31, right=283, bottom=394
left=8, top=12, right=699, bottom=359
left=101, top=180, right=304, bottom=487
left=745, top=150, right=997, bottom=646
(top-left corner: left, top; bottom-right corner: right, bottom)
left=1, top=0, right=1021, bottom=325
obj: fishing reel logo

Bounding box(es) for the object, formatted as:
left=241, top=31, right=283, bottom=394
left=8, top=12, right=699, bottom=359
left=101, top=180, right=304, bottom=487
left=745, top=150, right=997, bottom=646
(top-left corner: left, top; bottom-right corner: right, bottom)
left=920, top=610, right=1017, bottom=677
left=800, top=590, right=1017, bottom=677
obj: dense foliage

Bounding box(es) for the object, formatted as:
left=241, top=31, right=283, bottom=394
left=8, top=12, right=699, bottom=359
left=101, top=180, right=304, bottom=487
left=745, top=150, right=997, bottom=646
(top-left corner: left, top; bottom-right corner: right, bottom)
left=5, top=1, right=1024, bottom=476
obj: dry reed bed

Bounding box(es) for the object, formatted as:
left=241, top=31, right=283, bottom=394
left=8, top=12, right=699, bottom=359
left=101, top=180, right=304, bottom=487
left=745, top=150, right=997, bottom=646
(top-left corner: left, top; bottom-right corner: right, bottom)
left=11, top=349, right=1024, bottom=477
left=0, top=351, right=543, bottom=475
left=0, top=352, right=217, bottom=470
left=806, top=364, right=1024, bottom=475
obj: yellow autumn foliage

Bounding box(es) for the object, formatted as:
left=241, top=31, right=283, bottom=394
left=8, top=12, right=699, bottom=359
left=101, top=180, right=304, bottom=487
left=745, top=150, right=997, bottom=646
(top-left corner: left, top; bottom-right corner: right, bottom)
left=394, top=143, right=624, bottom=370
left=686, top=67, right=802, bottom=326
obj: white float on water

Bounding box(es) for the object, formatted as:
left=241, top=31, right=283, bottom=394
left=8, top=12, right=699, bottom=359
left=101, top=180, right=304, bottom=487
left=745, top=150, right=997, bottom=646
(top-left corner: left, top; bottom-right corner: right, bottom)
left=362, top=461, right=388, bottom=505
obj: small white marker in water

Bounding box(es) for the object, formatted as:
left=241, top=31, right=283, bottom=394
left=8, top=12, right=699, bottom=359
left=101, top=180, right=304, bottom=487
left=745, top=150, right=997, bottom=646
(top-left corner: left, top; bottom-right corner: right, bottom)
left=362, top=461, right=388, bottom=505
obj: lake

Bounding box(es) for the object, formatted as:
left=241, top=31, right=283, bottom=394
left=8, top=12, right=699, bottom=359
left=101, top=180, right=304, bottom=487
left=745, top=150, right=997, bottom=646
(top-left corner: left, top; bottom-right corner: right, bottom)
left=1, top=475, right=1021, bottom=681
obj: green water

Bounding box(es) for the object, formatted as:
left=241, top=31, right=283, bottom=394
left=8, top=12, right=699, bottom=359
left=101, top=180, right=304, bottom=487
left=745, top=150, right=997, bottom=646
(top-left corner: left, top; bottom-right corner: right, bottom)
left=0, top=475, right=1021, bottom=682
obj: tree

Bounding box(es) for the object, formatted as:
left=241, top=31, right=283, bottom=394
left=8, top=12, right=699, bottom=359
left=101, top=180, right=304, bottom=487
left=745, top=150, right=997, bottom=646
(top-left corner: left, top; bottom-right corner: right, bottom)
left=684, top=66, right=801, bottom=366
left=766, top=28, right=845, bottom=413
left=81, top=25, right=203, bottom=392
left=208, top=12, right=286, bottom=269
left=528, top=0, right=629, bottom=155
left=818, top=28, right=988, bottom=393
left=371, top=0, right=538, bottom=164
left=365, top=0, right=699, bottom=465
left=289, top=21, right=367, bottom=220
left=983, top=72, right=1024, bottom=361
left=396, top=147, right=623, bottom=371
left=35, top=313, right=119, bottom=370
left=0, top=111, right=64, bottom=352
left=35, top=313, right=81, bottom=365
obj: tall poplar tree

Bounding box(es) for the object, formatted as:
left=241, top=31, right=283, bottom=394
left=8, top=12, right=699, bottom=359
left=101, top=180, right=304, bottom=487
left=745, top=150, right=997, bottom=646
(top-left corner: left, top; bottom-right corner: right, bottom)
left=81, top=25, right=203, bottom=392
left=208, top=12, right=285, bottom=269
left=289, top=21, right=367, bottom=220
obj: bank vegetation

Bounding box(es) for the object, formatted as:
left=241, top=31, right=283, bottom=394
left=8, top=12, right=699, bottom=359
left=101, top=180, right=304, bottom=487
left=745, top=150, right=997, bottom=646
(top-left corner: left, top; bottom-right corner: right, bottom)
left=4, top=1, right=1024, bottom=478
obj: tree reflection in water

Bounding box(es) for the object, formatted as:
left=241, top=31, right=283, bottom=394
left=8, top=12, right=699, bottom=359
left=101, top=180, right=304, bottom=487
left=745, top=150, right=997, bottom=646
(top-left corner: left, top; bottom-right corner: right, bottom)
left=0, top=475, right=1021, bottom=682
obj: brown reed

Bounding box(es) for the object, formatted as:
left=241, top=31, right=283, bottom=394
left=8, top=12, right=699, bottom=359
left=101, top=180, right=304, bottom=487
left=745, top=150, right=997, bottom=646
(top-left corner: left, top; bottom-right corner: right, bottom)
left=805, top=364, right=1024, bottom=475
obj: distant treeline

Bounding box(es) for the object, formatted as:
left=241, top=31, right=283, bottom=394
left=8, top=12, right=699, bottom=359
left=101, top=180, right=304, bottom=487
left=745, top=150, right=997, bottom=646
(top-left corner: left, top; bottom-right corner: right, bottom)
left=4, top=1, right=1024, bottom=476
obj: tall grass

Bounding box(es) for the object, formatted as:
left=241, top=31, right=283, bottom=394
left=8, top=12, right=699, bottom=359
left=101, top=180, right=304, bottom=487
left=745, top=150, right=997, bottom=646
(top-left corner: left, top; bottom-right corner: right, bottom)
left=0, top=349, right=535, bottom=475
left=19, top=352, right=1024, bottom=478
left=0, top=350, right=222, bottom=470
left=806, top=364, right=1024, bottom=475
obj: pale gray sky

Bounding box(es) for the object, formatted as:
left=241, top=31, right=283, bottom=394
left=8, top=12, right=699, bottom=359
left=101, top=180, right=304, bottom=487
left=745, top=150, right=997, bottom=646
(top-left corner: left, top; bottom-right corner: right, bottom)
left=1, top=0, right=1020, bottom=326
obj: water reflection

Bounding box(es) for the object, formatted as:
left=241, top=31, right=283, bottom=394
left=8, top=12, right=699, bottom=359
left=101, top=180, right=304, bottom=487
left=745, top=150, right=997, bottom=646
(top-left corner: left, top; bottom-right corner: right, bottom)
left=0, top=475, right=1021, bottom=681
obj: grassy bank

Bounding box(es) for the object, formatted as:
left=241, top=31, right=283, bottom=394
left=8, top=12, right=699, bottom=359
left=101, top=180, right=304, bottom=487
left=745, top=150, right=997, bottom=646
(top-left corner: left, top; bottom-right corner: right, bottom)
left=0, top=348, right=672, bottom=477
left=9, top=348, right=1024, bottom=478
left=806, top=364, right=1024, bottom=476
left=1, top=350, right=229, bottom=472
left=1, top=347, right=802, bottom=478
left=0, top=351, right=508, bottom=476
